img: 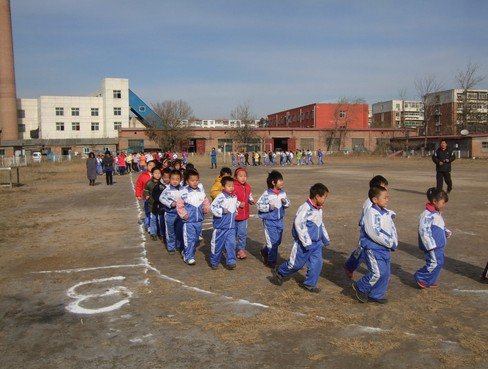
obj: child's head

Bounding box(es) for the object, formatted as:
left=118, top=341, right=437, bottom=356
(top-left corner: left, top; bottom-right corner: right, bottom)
left=162, top=167, right=172, bottom=183
left=185, top=163, right=195, bottom=171
left=185, top=169, right=200, bottom=189
left=219, top=167, right=232, bottom=178
left=266, top=170, right=284, bottom=190
left=309, top=183, right=329, bottom=207
left=173, top=159, right=182, bottom=170
left=426, top=187, right=448, bottom=211
left=146, top=160, right=156, bottom=172
left=369, top=186, right=389, bottom=209
left=369, top=175, right=389, bottom=189
left=221, top=176, right=235, bottom=194
left=151, top=167, right=162, bottom=181
left=234, top=167, right=248, bottom=184
left=169, top=169, right=182, bottom=186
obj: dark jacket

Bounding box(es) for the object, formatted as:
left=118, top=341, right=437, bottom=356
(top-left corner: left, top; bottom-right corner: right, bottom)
left=432, top=148, right=455, bottom=172
left=102, top=155, right=114, bottom=171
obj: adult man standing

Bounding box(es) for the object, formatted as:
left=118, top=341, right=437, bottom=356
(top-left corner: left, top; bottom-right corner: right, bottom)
left=432, top=139, right=455, bottom=193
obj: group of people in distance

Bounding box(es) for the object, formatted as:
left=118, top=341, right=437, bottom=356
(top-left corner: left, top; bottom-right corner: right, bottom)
left=132, top=156, right=462, bottom=303
left=229, top=149, right=325, bottom=167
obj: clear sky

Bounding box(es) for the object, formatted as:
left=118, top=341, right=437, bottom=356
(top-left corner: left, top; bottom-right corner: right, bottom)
left=10, top=0, right=488, bottom=118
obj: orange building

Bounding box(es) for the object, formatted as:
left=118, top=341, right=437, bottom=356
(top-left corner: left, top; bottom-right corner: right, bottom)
left=267, top=103, right=369, bottom=129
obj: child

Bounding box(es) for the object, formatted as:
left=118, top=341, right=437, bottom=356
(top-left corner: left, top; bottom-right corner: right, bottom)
left=256, top=170, right=290, bottom=268
left=144, top=167, right=164, bottom=241
left=152, top=167, right=171, bottom=243
left=161, top=167, right=171, bottom=187
left=352, top=186, right=398, bottom=304
left=160, top=170, right=184, bottom=254
left=176, top=169, right=210, bottom=265
left=233, top=167, right=255, bottom=259
left=135, top=160, right=156, bottom=232
left=210, top=167, right=232, bottom=201
left=210, top=176, right=240, bottom=270
left=344, top=175, right=390, bottom=279
left=415, top=188, right=451, bottom=289
left=272, top=183, right=330, bottom=293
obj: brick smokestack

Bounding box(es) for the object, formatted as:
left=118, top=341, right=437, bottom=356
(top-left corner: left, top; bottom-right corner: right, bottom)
left=0, top=0, right=19, bottom=142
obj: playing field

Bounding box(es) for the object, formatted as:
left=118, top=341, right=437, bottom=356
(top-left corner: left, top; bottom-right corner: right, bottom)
left=0, top=156, right=486, bottom=369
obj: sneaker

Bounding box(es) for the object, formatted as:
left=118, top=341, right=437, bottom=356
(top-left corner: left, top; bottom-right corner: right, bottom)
left=150, top=234, right=158, bottom=241
left=369, top=297, right=388, bottom=304
left=186, top=258, right=196, bottom=265
left=260, top=248, right=268, bottom=265
left=352, top=282, right=368, bottom=303
left=417, top=281, right=428, bottom=289
left=429, top=283, right=439, bottom=288
left=227, top=263, right=236, bottom=270
left=210, top=264, right=219, bottom=270
left=237, top=250, right=247, bottom=259
left=271, top=267, right=284, bottom=286
left=344, top=265, right=353, bottom=279
left=298, top=282, right=321, bottom=293
left=167, top=249, right=175, bottom=255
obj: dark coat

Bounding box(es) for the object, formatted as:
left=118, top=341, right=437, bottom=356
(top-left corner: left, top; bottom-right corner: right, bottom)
left=102, top=155, right=114, bottom=172
left=432, top=148, right=455, bottom=172
left=86, top=158, right=98, bottom=180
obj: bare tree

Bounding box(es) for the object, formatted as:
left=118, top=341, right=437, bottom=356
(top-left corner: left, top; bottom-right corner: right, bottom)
left=145, top=100, right=193, bottom=151
left=415, top=75, right=444, bottom=142
left=325, top=97, right=365, bottom=152
left=455, top=62, right=486, bottom=133
left=230, top=102, right=258, bottom=152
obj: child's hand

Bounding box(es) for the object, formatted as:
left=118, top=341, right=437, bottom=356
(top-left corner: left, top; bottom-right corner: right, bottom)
left=446, top=230, right=452, bottom=238
left=281, top=198, right=287, bottom=203
left=239, top=202, right=245, bottom=208
left=269, top=204, right=275, bottom=211
left=171, top=201, right=176, bottom=207
left=223, top=208, right=228, bottom=213
left=145, top=196, right=149, bottom=200
left=183, top=214, right=189, bottom=220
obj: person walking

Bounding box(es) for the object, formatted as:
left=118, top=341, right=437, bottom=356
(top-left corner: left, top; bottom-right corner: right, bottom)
left=432, top=139, right=455, bottom=193
left=102, top=151, right=115, bottom=185
left=86, top=152, right=97, bottom=186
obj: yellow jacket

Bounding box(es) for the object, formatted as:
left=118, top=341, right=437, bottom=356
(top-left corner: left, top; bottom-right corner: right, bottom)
left=210, top=176, right=223, bottom=200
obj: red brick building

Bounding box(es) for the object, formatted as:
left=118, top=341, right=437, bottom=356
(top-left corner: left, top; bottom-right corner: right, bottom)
left=267, top=103, right=369, bottom=129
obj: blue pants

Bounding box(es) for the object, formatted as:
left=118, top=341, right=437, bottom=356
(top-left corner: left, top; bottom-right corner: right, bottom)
left=164, top=212, right=181, bottom=251
left=235, top=220, right=247, bottom=251
left=149, top=212, right=165, bottom=237
left=277, top=241, right=323, bottom=287
left=263, top=220, right=283, bottom=264
left=182, top=222, right=202, bottom=261
left=318, top=157, right=324, bottom=165
left=356, top=248, right=391, bottom=299
left=210, top=228, right=237, bottom=267
left=415, top=248, right=445, bottom=287
left=344, top=244, right=364, bottom=272
left=143, top=200, right=150, bottom=229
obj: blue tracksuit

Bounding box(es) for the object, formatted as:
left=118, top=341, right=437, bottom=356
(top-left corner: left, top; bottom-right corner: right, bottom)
left=210, top=191, right=240, bottom=267
left=160, top=184, right=183, bottom=252
left=355, top=205, right=398, bottom=299
left=256, top=188, right=290, bottom=264
left=178, top=186, right=209, bottom=262
left=277, top=200, right=330, bottom=287
left=415, top=204, right=450, bottom=286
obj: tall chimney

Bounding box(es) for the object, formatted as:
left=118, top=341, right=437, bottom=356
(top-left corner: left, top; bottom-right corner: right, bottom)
left=0, top=0, right=19, bottom=142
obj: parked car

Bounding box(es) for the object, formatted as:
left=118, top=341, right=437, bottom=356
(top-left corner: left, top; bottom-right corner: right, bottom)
left=32, top=152, right=42, bottom=162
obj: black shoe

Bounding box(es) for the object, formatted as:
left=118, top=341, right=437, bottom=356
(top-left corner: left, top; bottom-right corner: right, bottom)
left=272, top=267, right=284, bottom=286
left=352, top=282, right=368, bottom=303
left=369, top=297, right=388, bottom=304
left=260, top=248, right=268, bottom=265
left=150, top=234, right=158, bottom=241
left=211, top=264, right=219, bottom=270
left=298, top=282, right=321, bottom=293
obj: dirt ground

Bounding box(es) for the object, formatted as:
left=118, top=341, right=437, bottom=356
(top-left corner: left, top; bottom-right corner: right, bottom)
left=0, top=156, right=487, bottom=369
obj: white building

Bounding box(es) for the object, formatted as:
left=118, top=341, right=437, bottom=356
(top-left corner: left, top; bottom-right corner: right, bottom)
left=372, top=99, right=423, bottom=128
left=17, top=78, right=130, bottom=141
left=185, top=119, right=259, bottom=128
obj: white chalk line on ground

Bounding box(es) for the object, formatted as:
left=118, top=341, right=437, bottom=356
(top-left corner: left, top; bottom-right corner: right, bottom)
left=32, top=264, right=146, bottom=274
left=454, top=228, right=477, bottom=236
left=453, top=288, right=488, bottom=294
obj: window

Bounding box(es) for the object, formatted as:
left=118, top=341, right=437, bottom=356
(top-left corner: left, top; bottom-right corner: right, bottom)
left=113, top=90, right=122, bottom=98
left=467, top=92, right=478, bottom=100
left=17, top=110, right=25, bottom=119
left=56, top=122, right=65, bottom=131
left=83, top=147, right=90, bottom=155
left=395, top=104, right=400, bottom=110
left=479, top=93, right=487, bottom=100
left=114, top=121, right=122, bottom=130
left=72, top=122, right=80, bottom=131
left=0, top=149, right=5, bottom=156
left=482, top=142, right=488, bottom=151
left=71, top=108, right=79, bottom=116
left=339, top=111, right=347, bottom=118
left=91, top=122, right=99, bottom=131
left=114, top=107, right=121, bottom=116
left=55, top=107, right=64, bottom=116
left=91, top=108, right=99, bottom=116
left=18, top=124, right=26, bottom=133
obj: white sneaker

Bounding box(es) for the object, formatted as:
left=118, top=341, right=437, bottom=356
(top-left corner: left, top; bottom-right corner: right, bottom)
left=187, top=258, right=196, bottom=265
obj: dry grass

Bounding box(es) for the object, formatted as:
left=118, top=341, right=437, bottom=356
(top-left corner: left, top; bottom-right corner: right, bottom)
left=329, top=334, right=403, bottom=359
